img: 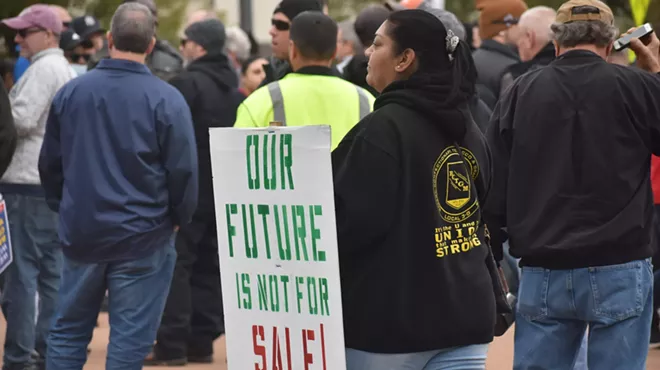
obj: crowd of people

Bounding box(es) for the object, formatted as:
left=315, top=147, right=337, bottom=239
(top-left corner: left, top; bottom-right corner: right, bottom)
left=0, top=0, right=658, bottom=369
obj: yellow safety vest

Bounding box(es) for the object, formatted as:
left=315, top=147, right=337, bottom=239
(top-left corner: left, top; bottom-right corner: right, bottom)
left=234, top=70, right=375, bottom=149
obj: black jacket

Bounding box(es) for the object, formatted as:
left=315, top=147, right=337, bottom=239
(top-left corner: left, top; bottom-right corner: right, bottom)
left=333, top=76, right=495, bottom=353
left=0, top=84, right=16, bottom=178
left=341, top=54, right=379, bottom=97
left=499, top=43, right=556, bottom=96
left=472, top=40, right=520, bottom=109
left=260, top=57, right=293, bottom=87
left=469, top=94, right=493, bottom=133
left=485, top=50, right=660, bottom=269
left=169, top=53, right=245, bottom=221
left=89, top=39, right=183, bottom=81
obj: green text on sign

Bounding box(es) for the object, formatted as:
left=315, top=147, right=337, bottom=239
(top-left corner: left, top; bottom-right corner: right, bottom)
left=246, top=133, right=294, bottom=190
left=226, top=204, right=326, bottom=262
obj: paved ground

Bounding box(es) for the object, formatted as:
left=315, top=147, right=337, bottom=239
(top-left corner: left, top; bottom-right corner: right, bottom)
left=1, top=314, right=659, bottom=369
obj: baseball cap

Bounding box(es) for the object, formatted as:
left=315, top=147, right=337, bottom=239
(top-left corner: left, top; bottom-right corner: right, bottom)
left=1, top=4, right=63, bottom=34
left=71, top=15, right=105, bottom=41
left=59, top=29, right=82, bottom=51
left=556, top=0, right=614, bottom=25
left=184, top=19, right=226, bottom=52
left=478, top=0, right=528, bottom=40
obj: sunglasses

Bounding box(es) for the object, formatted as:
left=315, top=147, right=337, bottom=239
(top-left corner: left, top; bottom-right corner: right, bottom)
left=271, top=19, right=290, bottom=31
left=80, top=39, right=94, bottom=49
left=17, top=27, right=44, bottom=38
left=71, top=53, right=92, bottom=62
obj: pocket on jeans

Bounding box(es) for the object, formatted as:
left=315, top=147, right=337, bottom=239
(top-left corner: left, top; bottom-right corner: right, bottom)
left=589, top=261, right=646, bottom=321
left=517, top=268, right=550, bottom=321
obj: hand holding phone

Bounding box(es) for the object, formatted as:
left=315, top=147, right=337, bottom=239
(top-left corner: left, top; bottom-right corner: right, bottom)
left=627, top=26, right=660, bottom=74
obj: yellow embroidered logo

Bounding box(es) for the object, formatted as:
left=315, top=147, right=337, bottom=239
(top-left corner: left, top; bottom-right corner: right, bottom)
left=432, top=146, right=479, bottom=224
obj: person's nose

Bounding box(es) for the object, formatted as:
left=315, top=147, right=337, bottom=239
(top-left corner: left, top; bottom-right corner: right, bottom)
left=365, top=45, right=374, bottom=58
left=14, top=34, right=23, bottom=44
left=269, top=27, right=277, bottom=38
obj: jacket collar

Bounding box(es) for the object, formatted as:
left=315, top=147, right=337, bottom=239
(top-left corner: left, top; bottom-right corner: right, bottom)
left=294, top=66, right=341, bottom=77
left=532, top=43, right=556, bottom=64
left=292, top=65, right=336, bottom=77
left=479, top=39, right=519, bottom=60
left=96, top=58, right=152, bottom=74
left=30, top=48, right=63, bottom=63
left=553, top=49, right=606, bottom=66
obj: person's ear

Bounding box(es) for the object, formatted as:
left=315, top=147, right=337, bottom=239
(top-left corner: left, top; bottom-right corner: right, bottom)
left=145, top=36, right=156, bottom=55
left=107, top=32, right=114, bottom=50
left=395, top=48, right=416, bottom=74
left=288, top=40, right=297, bottom=61
left=605, top=42, right=614, bottom=58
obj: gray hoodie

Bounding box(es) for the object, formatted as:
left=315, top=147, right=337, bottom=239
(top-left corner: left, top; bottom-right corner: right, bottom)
left=3, top=48, right=76, bottom=185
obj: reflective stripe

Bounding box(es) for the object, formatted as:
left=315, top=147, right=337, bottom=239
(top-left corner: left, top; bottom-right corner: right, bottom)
left=268, top=82, right=286, bottom=125
left=355, top=86, right=370, bottom=119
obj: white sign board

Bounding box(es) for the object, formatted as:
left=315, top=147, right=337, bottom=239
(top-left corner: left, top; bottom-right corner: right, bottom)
left=210, top=126, right=346, bottom=370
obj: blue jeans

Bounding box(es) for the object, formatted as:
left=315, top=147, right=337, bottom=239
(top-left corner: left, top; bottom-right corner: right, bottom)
left=514, top=259, right=654, bottom=370
left=346, top=344, right=488, bottom=370
left=1, top=194, right=61, bottom=367
left=46, top=239, right=176, bottom=370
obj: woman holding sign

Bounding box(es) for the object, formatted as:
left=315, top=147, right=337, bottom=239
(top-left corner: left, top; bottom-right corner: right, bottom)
left=333, top=9, right=496, bottom=370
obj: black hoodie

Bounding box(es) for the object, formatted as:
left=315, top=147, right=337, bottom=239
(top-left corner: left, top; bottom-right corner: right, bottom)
left=169, top=53, right=245, bottom=221
left=332, top=74, right=495, bottom=353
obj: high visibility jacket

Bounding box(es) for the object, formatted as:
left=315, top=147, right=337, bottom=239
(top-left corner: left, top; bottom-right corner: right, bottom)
left=234, top=66, right=375, bottom=150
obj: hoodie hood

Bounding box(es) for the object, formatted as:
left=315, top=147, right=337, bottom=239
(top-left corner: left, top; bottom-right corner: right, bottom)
left=187, top=52, right=238, bottom=90
left=374, top=71, right=473, bottom=141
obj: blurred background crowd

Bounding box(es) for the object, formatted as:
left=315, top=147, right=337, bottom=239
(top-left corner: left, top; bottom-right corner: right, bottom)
left=0, top=0, right=658, bottom=94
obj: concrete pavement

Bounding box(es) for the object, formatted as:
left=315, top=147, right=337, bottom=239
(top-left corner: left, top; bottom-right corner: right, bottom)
left=2, top=314, right=659, bottom=369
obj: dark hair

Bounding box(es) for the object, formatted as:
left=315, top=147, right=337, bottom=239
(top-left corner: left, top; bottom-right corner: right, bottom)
left=110, top=3, right=156, bottom=54
left=354, top=4, right=391, bottom=47
left=290, top=11, right=337, bottom=60
left=0, top=59, right=15, bottom=80
left=385, top=10, right=476, bottom=95
left=241, top=56, right=264, bottom=75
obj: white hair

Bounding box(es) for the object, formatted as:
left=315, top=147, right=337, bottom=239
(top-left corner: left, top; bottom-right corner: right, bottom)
left=519, top=6, right=557, bottom=45
left=225, top=26, right=251, bottom=62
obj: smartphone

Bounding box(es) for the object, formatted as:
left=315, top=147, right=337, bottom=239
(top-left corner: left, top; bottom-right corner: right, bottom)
left=613, top=23, right=653, bottom=52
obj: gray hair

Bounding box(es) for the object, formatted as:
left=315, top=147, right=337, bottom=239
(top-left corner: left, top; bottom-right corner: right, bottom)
left=551, top=20, right=618, bottom=48
left=422, top=7, right=466, bottom=42
left=110, top=2, right=156, bottom=54
left=338, top=20, right=361, bottom=49
left=225, top=26, right=251, bottom=62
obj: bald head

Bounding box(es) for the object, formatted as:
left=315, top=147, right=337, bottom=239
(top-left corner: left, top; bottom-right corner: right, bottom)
left=516, top=6, right=556, bottom=62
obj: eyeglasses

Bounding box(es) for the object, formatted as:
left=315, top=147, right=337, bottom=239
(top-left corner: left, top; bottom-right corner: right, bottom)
left=17, top=27, right=44, bottom=38
left=71, top=53, right=92, bottom=63
left=271, top=19, right=290, bottom=31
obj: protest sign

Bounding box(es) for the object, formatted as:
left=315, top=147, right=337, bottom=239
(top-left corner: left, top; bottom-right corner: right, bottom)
left=0, top=195, right=12, bottom=274
left=210, top=126, right=346, bottom=370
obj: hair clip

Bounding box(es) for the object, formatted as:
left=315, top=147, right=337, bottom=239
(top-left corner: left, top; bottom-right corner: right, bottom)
left=445, top=29, right=459, bottom=61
